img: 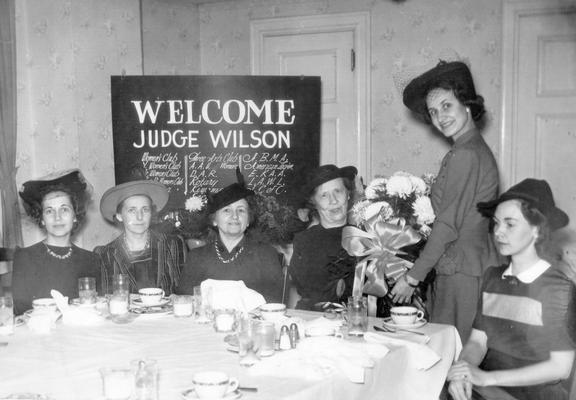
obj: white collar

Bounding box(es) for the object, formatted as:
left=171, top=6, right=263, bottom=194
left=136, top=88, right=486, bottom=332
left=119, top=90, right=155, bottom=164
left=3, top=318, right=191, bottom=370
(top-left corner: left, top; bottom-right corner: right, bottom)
left=502, top=259, right=551, bottom=284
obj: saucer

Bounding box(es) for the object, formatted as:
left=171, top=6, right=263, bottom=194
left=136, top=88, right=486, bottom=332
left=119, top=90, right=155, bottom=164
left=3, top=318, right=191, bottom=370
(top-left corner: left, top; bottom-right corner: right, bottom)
left=129, top=304, right=172, bottom=316
left=181, top=388, right=241, bottom=400
left=382, top=317, right=427, bottom=329
left=131, top=297, right=171, bottom=307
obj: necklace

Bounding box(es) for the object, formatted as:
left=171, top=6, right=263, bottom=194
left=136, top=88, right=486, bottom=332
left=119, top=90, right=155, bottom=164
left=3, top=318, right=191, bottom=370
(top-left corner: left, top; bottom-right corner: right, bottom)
left=44, top=242, right=73, bottom=260
left=214, top=241, right=244, bottom=264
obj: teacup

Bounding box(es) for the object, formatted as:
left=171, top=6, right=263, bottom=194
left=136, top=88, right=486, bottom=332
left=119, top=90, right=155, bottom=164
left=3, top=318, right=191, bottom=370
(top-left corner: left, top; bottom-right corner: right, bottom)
left=390, top=306, right=424, bottom=326
left=191, top=371, right=239, bottom=399
left=259, top=303, right=286, bottom=322
left=138, top=288, right=165, bottom=306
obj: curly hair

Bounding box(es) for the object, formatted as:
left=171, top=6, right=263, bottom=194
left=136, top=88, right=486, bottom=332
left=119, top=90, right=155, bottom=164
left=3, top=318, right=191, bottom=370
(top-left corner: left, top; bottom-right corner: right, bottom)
left=421, top=80, right=486, bottom=125
left=518, top=199, right=553, bottom=259
left=24, top=184, right=89, bottom=235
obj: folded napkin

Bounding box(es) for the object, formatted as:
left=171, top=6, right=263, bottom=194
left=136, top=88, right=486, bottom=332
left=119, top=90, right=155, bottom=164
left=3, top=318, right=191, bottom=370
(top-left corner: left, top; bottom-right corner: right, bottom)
left=250, top=336, right=389, bottom=383
left=50, top=290, right=104, bottom=326
left=200, top=279, right=266, bottom=313
left=363, top=331, right=440, bottom=370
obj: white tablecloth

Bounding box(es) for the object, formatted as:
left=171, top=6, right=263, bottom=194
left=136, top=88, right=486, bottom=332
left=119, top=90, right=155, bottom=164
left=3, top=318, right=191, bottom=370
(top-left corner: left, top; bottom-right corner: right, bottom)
left=0, top=310, right=461, bottom=400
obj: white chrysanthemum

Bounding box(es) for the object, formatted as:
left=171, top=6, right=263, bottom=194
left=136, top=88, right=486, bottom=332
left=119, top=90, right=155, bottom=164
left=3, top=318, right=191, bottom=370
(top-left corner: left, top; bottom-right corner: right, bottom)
left=386, top=173, right=413, bottom=198
left=185, top=196, right=205, bottom=212
left=419, top=224, right=432, bottom=237
left=349, top=199, right=371, bottom=226
left=364, top=178, right=387, bottom=200
left=409, top=175, right=427, bottom=195
left=413, top=196, right=435, bottom=225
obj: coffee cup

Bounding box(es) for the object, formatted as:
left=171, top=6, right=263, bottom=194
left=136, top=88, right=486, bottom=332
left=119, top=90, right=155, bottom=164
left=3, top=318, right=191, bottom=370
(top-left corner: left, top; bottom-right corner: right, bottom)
left=259, top=303, right=286, bottom=322
left=138, top=288, right=164, bottom=306
left=390, top=306, right=424, bottom=326
left=191, top=371, right=239, bottom=399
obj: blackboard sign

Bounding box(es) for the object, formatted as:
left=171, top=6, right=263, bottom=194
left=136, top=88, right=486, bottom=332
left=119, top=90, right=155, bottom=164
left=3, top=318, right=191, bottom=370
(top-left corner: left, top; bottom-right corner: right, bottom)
left=111, top=76, right=321, bottom=209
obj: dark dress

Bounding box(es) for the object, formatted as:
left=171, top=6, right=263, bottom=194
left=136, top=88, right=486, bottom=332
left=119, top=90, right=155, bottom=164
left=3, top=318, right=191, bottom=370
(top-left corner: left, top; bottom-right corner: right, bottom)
left=177, top=234, right=284, bottom=303
left=95, top=230, right=185, bottom=295
left=289, top=224, right=356, bottom=310
left=12, top=242, right=101, bottom=315
left=473, top=262, right=575, bottom=400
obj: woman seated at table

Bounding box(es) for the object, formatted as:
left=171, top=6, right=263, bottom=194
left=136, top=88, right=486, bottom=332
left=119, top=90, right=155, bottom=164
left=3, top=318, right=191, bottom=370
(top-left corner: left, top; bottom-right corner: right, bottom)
left=13, top=169, right=101, bottom=315
left=176, top=172, right=283, bottom=302
left=95, top=179, right=185, bottom=295
left=447, top=179, right=575, bottom=400
left=289, top=164, right=358, bottom=310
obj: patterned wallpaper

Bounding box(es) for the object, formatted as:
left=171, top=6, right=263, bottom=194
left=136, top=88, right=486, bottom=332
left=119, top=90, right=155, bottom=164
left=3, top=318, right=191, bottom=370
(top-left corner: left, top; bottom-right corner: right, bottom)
left=15, top=0, right=503, bottom=249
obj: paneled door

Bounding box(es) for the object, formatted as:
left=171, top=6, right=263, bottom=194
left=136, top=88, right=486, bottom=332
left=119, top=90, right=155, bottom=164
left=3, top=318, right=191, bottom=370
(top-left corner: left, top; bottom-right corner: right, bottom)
left=251, top=12, right=370, bottom=179
left=502, top=0, right=576, bottom=225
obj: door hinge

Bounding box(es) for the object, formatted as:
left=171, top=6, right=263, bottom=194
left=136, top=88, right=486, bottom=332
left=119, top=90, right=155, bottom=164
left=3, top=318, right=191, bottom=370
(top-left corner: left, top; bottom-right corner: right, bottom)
left=351, top=48, right=356, bottom=72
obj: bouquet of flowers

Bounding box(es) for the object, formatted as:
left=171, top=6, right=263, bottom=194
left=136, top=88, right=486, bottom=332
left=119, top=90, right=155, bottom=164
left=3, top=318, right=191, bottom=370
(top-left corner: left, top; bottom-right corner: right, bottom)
left=157, top=194, right=210, bottom=240
left=250, top=194, right=306, bottom=247
left=342, top=171, right=436, bottom=306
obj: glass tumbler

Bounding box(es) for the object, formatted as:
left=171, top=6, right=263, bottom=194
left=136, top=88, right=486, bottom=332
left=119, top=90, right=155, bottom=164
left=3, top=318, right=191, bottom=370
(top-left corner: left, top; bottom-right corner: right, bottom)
left=173, top=295, right=194, bottom=318
left=347, top=296, right=368, bottom=336
left=0, top=295, right=14, bottom=336
left=78, top=277, right=97, bottom=304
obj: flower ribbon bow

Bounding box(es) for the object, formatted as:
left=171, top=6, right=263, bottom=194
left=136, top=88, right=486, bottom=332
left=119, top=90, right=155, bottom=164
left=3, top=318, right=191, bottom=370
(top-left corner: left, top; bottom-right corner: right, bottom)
left=342, top=216, right=422, bottom=303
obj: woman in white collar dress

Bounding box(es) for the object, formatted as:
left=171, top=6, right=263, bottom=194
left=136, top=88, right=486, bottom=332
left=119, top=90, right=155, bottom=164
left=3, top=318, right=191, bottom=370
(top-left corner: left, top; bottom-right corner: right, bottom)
left=12, top=169, right=101, bottom=315
left=448, top=179, right=574, bottom=400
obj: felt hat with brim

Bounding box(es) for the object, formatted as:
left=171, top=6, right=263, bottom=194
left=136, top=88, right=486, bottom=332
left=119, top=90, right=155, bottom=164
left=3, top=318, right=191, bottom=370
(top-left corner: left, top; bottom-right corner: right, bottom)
left=207, top=183, right=255, bottom=214
left=477, top=178, right=569, bottom=231
left=100, top=180, right=169, bottom=222
left=302, top=164, right=357, bottom=200
left=402, top=61, right=477, bottom=117
left=19, top=169, right=89, bottom=208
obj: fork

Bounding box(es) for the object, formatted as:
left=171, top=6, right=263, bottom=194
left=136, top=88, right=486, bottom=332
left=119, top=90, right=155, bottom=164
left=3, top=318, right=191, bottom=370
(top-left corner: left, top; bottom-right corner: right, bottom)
left=373, top=325, right=427, bottom=336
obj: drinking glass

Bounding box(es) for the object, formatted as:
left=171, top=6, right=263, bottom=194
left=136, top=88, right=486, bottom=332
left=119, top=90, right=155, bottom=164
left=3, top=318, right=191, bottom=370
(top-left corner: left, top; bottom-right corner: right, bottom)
left=346, top=296, right=368, bottom=336
left=253, top=321, right=275, bottom=357
left=213, top=309, right=236, bottom=332
left=100, top=367, right=133, bottom=400
left=0, top=295, right=14, bottom=336
left=173, top=295, right=194, bottom=318
left=78, top=277, right=97, bottom=304
left=112, top=274, right=130, bottom=295
left=237, top=318, right=259, bottom=366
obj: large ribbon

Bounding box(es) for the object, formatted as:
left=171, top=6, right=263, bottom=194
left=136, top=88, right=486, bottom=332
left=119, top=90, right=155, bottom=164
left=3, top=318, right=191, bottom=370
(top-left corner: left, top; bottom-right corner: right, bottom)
left=342, top=216, right=422, bottom=315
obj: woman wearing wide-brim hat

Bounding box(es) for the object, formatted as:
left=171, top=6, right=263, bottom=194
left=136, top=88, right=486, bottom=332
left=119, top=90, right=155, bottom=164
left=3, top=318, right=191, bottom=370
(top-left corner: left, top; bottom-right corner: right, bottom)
left=95, top=180, right=185, bottom=295
left=288, top=164, right=358, bottom=310
left=12, top=169, right=101, bottom=315
left=447, top=179, right=574, bottom=400
left=176, top=171, right=284, bottom=302
left=390, top=60, right=500, bottom=341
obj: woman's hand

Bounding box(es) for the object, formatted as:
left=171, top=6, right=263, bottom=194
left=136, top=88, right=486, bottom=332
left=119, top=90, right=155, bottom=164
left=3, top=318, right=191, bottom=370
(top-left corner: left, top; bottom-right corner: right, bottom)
left=390, top=274, right=417, bottom=304
left=448, top=378, right=473, bottom=400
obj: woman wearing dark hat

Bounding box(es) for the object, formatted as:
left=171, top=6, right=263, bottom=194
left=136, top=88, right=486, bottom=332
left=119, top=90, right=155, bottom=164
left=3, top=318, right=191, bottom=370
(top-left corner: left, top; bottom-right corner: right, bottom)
left=448, top=179, right=574, bottom=400
left=289, top=164, right=358, bottom=310
left=12, top=169, right=101, bottom=315
left=176, top=171, right=283, bottom=302
left=95, top=180, right=185, bottom=295
left=391, top=60, right=500, bottom=341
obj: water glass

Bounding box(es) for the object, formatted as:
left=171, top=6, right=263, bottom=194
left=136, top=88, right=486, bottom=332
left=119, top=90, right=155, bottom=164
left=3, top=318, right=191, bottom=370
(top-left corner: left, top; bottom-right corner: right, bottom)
left=0, top=295, right=14, bottom=336
left=173, top=295, right=194, bottom=318
left=253, top=321, right=275, bottom=357
left=213, top=309, right=236, bottom=332
left=78, top=277, right=97, bottom=304
left=112, top=274, right=130, bottom=295
left=132, top=359, right=158, bottom=400
left=347, top=296, right=368, bottom=336
left=100, top=367, right=133, bottom=400
left=109, top=293, right=129, bottom=316
left=237, top=318, right=259, bottom=366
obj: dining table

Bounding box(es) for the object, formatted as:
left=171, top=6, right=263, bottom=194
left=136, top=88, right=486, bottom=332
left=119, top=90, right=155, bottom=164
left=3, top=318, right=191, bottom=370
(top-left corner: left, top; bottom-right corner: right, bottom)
left=0, top=307, right=461, bottom=400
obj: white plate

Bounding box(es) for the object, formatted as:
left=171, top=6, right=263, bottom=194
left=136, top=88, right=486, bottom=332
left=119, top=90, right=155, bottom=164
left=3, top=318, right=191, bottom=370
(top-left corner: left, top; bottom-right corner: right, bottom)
left=181, top=388, right=241, bottom=400
left=131, top=297, right=171, bottom=307
left=382, top=317, right=427, bottom=329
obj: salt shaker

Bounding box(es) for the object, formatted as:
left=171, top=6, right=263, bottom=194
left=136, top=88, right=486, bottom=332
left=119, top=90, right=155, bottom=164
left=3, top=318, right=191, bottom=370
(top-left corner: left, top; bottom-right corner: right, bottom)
left=279, top=325, right=292, bottom=350
left=289, top=323, right=300, bottom=348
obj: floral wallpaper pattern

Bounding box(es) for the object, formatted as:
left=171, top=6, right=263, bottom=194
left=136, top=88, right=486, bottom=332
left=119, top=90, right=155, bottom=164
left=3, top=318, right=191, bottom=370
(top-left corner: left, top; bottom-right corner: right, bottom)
left=15, top=0, right=503, bottom=249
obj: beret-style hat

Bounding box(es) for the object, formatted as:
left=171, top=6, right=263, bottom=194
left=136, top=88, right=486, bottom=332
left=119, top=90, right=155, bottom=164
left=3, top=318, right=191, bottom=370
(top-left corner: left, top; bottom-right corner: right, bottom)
left=207, top=168, right=255, bottom=214
left=402, top=61, right=478, bottom=117
left=477, top=178, right=569, bottom=231
left=100, top=180, right=169, bottom=222
left=19, top=169, right=89, bottom=208
left=302, top=164, right=357, bottom=200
